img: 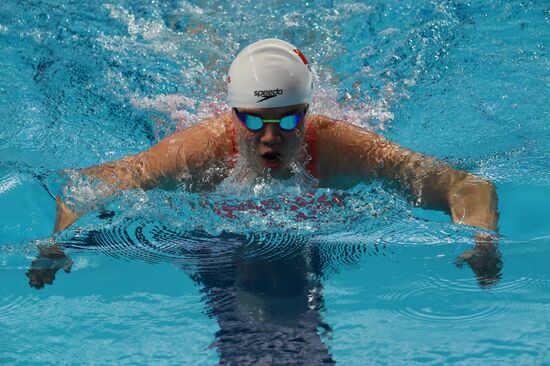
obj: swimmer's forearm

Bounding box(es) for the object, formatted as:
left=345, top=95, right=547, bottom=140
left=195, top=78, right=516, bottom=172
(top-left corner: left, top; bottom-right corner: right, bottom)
left=52, top=163, right=132, bottom=234
left=54, top=196, right=81, bottom=233
left=448, top=175, right=499, bottom=231
left=80, top=155, right=153, bottom=190
left=389, top=153, right=499, bottom=230
left=51, top=163, right=134, bottom=234
left=388, top=151, right=458, bottom=211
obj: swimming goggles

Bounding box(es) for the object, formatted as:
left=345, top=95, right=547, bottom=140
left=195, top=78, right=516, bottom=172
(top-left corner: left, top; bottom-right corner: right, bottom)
left=234, top=106, right=308, bottom=131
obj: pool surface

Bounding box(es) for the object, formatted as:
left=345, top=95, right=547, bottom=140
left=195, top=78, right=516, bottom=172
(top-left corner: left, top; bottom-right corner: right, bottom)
left=1, top=0, right=549, bottom=364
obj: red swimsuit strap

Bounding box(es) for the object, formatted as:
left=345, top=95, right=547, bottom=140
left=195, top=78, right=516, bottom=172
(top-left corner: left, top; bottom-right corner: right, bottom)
left=230, top=120, right=238, bottom=156
left=226, top=116, right=238, bottom=168
left=305, top=118, right=318, bottom=178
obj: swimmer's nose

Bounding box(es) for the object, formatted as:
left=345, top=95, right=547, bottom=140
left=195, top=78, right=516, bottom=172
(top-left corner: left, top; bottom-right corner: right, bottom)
left=260, top=123, right=282, bottom=145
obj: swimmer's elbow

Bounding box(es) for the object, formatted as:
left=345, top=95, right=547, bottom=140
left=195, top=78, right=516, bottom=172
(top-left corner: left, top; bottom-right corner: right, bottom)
left=454, top=175, right=498, bottom=204
left=448, top=175, right=499, bottom=231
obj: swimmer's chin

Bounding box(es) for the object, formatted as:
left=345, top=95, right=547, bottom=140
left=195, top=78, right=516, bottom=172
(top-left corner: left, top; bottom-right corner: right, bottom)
left=264, top=165, right=294, bottom=180
left=262, top=158, right=282, bottom=170
left=254, top=156, right=292, bottom=179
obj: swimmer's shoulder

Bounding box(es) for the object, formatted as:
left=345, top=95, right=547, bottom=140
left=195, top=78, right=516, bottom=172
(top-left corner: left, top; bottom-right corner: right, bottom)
left=154, top=111, right=234, bottom=159
left=166, top=111, right=232, bottom=140
left=306, top=114, right=379, bottom=141
left=305, top=115, right=337, bottom=142
left=309, top=114, right=394, bottom=183
left=198, top=111, right=233, bottom=137
left=306, top=114, right=336, bottom=129
left=171, top=111, right=231, bottom=132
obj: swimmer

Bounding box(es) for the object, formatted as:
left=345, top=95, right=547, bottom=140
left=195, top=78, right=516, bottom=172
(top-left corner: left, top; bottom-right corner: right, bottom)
left=28, top=38, right=500, bottom=288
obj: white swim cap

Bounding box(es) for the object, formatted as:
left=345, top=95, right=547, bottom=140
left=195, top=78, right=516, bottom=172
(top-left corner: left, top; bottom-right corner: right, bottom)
left=227, top=38, right=313, bottom=108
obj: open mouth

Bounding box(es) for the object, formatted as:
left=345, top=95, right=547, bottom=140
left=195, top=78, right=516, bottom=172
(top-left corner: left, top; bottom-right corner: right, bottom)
left=261, top=151, right=281, bottom=168
left=262, top=151, right=281, bottom=162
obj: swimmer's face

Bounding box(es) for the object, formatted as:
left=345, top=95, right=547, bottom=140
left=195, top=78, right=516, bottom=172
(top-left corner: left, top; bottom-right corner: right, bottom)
left=232, top=104, right=308, bottom=178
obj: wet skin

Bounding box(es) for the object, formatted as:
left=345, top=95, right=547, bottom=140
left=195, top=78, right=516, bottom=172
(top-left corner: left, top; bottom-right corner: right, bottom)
left=231, top=103, right=308, bottom=179
left=28, top=105, right=502, bottom=289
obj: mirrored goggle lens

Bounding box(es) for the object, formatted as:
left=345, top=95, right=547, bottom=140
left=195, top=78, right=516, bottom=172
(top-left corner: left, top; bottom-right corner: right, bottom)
left=279, top=112, right=303, bottom=130
left=235, top=110, right=262, bottom=131
left=244, top=114, right=263, bottom=131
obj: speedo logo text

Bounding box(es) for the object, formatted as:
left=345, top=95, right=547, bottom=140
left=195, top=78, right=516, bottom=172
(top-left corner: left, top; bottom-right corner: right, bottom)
left=254, top=89, right=283, bottom=103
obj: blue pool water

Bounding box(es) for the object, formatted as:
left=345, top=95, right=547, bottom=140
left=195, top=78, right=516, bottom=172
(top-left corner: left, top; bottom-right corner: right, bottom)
left=1, top=0, right=549, bottom=364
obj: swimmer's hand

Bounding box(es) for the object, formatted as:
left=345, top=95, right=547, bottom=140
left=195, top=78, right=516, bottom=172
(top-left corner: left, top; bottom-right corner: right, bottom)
left=26, top=197, right=77, bottom=289
left=26, top=245, right=73, bottom=289
left=448, top=176, right=501, bottom=286
left=455, top=233, right=502, bottom=287
left=54, top=196, right=80, bottom=233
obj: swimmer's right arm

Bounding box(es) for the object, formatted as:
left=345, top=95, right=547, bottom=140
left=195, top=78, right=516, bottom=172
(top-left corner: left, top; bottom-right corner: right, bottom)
left=80, top=117, right=232, bottom=189
left=54, top=115, right=234, bottom=232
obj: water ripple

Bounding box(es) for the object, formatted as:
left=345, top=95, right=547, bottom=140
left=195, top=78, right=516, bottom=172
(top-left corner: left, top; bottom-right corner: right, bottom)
left=396, top=303, right=517, bottom=325
left=375, top=271, right=549, bottom=327
left=0, top=296, right=73, bottom=364
left=62, top=219, right=320, bottom=280
left=242, top=232, right=309, bottom=261
left=0, top=293, right=216, bottom=364
left=0, top=295, right=39, bottom=326
left=430, top=276, right=548, bottom=295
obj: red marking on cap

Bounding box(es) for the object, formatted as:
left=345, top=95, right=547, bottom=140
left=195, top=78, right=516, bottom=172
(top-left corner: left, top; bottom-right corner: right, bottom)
left=227, top=75, right=231, bottom=83
left=293, top=48, right=309, bottom=65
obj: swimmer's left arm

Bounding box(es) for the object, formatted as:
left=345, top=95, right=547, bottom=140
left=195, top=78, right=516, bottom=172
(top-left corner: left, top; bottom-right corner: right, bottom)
left=315, top=118, right=499, bottom=231
left=385, top=148, right=499, bottom=232
left=446, top=174, right=499, bottom=232
left=315, top=117, right=501, bottom=287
